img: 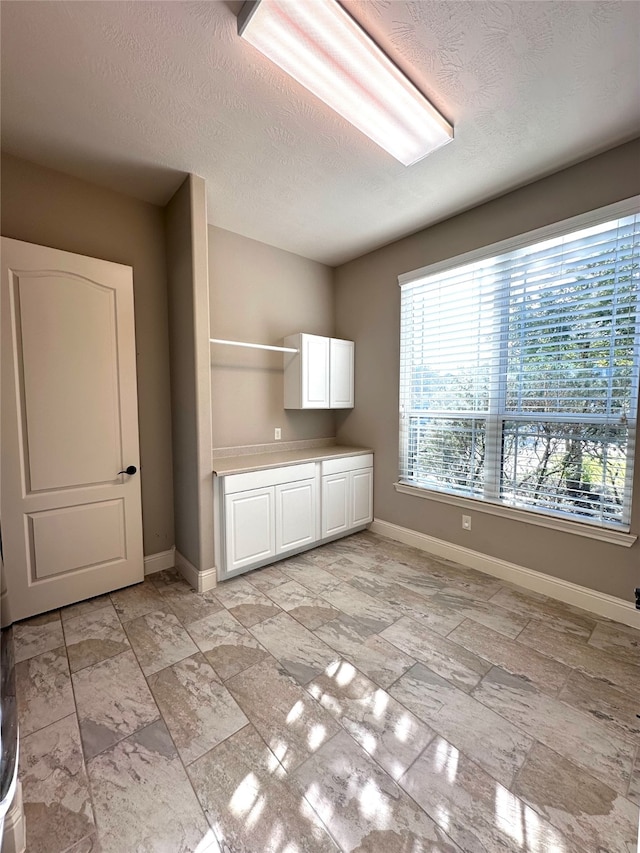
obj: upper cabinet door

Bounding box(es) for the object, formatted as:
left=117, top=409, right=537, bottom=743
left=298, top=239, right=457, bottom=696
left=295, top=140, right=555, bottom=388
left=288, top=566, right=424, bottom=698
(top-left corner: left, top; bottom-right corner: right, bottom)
left=330, top=339, right=355, bottom=408
left=302, top=334, right=330, bottom=408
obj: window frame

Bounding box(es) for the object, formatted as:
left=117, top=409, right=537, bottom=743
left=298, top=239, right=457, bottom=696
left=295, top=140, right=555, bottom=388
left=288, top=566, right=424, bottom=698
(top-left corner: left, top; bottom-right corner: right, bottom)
left=397, top=195, right=640, bottom=541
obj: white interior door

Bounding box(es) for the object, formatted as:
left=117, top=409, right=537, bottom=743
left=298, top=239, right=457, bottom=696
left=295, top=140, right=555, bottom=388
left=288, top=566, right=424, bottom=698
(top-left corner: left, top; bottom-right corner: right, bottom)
left=1, top=237, right=144, bottom=621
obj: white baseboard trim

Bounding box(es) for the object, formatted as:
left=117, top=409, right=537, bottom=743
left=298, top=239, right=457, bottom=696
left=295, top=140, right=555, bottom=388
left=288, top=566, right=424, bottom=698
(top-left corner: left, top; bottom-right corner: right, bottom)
left=175, top=550, right=218, bottom=592
left=370, top=518, right=640, bottom=630
left=144, top=548, right=176, bottom=576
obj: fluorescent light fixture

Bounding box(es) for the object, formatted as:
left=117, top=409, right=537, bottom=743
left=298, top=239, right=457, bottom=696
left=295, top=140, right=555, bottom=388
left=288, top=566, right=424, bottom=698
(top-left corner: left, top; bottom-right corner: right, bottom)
left=238, top=0, right=453, bottom=166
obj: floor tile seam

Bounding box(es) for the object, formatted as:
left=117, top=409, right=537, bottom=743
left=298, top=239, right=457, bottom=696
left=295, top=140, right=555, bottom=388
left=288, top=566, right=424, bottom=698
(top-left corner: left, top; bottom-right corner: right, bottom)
left=168, top=708, right=252, bottom=770
left=392, top=730, right=522, bottom=852
left=135, top=697, right=226, bottom=850
left=467, top=673, right=636, bottom=795
left=513, top=735, right=640, bottom=821
left=57, top=635, right=103, bottom=839
left=445, top=619, right=577, bottom=684
left=375, top=624, right=471, bottom=680
left=79, top=628, right=166, bottom=763
left=398, top=727, right=607, bottom=853
left=195, top=721, right=338, bottom=852
left=278, top=568, right=343, bottom=598
left=387, top=677, right=530, bottom=790
left=555, top=676, right=640, bottom=748
left=179, top=607, right=275, bottom=682
left=19, top=708, right=102, bottom=851
left=65, top=639, right=134, bottom=677
left=59, top=830, right=98, bottom=853
left=281, top=602, right=344, bottom=634
left=381, top=615, right=493, bottom=672
left=514, top=628, right=640, bottom=690
left=87, top=711, right=217, bottom=850
left=468, top=737, right=599, bottom=852
left=17, top=688, right=77, bottom=742
left=585, top=636, right=640, bottom=669
left=111, top=601, right=171, bottom=627
left=298, top=657, right=443, bottom=784
left=145, top=656, right=250, bottom=756
left=440, top=619, right=563, bottom=689
left=59, top=599, right=114, bottom=628
left=13, top=638, right=70, bottom=710
left=284, top=726, right=370, bottom=852
left=627, top=744, right=639, bottom=800
left=311, top=587, right=403, bottom=628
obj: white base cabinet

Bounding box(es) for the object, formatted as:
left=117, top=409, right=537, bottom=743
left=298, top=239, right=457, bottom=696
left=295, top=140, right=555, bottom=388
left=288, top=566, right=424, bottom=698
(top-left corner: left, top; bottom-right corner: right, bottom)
left=321, top=456, right=373, bottom=538
left=216, top=454, right=373, bottom=580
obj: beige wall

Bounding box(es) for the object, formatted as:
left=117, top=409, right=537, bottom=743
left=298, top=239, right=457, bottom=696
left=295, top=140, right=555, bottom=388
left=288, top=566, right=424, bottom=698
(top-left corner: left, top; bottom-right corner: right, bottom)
left=208, top=226, right=335, bottom=448
left=165, top=176, right=214, bottom=573
left=1, top=152, right=174, bottom=557
left=335, top=138, right=640, bottom=601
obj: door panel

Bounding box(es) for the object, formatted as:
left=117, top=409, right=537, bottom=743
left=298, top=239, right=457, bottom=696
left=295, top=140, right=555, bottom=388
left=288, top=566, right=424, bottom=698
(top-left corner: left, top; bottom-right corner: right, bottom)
left=1, top=238, right=143, bottom=621
left=17, top=272, right=121, bottom=491
left=224, top=488, right=275, bottom=572
left=302, top=335, right=330, bottom=408
left=29, top=500, right=125, bottom=580
left=351, top=469, right=373, bottom=527
left=330, top=339, right=354, bottom=408
left=276, top=480, right=316, bottom=553
left=321, top=473, right=350, bottom=537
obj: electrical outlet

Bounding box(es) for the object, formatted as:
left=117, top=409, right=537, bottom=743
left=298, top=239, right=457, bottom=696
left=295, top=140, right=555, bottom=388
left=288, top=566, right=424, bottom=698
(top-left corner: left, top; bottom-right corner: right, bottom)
left=462, top=515, right=471, bottom=531
left=274, top=427, right=281, bottom=440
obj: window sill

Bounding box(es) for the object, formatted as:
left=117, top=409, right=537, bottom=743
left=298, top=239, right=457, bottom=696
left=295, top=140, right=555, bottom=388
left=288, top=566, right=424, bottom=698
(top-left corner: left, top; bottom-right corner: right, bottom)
left=394, top=482, right=637, bottom=548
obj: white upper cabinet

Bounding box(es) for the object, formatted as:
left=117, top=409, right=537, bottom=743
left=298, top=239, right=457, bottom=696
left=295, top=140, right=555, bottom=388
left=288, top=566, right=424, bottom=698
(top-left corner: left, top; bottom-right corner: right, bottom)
left=284, top=333, right=354, bottom=409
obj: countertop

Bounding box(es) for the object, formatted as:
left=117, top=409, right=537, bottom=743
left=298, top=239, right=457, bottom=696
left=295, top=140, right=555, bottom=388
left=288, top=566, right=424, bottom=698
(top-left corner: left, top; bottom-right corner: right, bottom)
left=212, top=445, right=373, bottom=476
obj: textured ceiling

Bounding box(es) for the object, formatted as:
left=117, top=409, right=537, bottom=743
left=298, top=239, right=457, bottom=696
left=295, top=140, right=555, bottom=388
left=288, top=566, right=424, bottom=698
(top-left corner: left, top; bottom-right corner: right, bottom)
left=1, top=1, right=639, bottom=265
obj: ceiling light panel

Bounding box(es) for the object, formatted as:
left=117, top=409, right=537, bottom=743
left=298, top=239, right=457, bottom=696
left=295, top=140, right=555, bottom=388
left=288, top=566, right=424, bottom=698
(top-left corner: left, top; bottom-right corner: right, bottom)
left=238, top=0, right=453, bottom=166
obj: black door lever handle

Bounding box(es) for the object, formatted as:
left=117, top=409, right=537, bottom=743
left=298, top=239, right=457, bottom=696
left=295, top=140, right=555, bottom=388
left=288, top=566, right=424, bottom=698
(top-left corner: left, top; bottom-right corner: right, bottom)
left=118, top=466, right=137, bottom=476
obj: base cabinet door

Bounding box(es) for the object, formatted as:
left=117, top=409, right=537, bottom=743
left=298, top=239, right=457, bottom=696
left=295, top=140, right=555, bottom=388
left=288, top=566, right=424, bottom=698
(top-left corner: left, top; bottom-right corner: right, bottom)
left=351, top=468, right=373, bottom=526
left=321, top=472, right=350, bottom=538
left=276, top=479, right=317, bottom=554
left=224, top=487, right=275, bottom=572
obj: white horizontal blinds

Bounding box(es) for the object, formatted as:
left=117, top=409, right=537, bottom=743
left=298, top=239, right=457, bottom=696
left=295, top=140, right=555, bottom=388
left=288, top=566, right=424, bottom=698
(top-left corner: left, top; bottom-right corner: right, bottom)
left=400, top=258, right=501, bottom=498
left=399, top=209, right=640, bottom=530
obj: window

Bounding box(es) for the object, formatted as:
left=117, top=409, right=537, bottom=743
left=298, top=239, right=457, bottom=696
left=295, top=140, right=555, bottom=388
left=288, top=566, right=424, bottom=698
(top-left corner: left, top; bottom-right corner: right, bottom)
left=399, top=202, right=640, bottom=531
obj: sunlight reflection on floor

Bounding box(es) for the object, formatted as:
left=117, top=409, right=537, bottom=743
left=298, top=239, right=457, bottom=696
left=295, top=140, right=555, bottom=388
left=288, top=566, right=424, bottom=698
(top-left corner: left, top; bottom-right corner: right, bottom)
left=434, top=738, right=459, bottom=785
left=286, top=699, right=304, bottom=724
left=229, top=772, right=261, bottom=817
left=495, top=786, right=570, bottom=853
left=193, top=829, right=221, bottom=853
left=307, top=723, right=327, bottom=750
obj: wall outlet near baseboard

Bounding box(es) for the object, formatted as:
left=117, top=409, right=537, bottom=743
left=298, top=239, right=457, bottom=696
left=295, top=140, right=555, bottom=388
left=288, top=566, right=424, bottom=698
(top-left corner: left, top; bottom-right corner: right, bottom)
left=274, top=427, right=281, bottom=440
left=462, top=515, right=471, bottom=531
left=635, top=587, right=640, bottom=610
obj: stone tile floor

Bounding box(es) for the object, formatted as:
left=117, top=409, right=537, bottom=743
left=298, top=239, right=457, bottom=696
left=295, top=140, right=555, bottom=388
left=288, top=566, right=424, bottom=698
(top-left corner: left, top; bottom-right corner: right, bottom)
left=12, top=531, right=640, bottom=852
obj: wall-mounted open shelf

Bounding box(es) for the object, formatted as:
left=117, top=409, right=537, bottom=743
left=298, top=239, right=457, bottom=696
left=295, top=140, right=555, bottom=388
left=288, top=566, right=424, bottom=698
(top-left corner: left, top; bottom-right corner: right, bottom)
left=209, top=337, right=298, bottom=354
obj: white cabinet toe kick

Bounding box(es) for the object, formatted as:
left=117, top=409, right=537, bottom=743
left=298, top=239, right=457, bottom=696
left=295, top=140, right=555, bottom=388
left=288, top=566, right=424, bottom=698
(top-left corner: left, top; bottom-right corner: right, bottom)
left=214, top=454, right=373, bottom=580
